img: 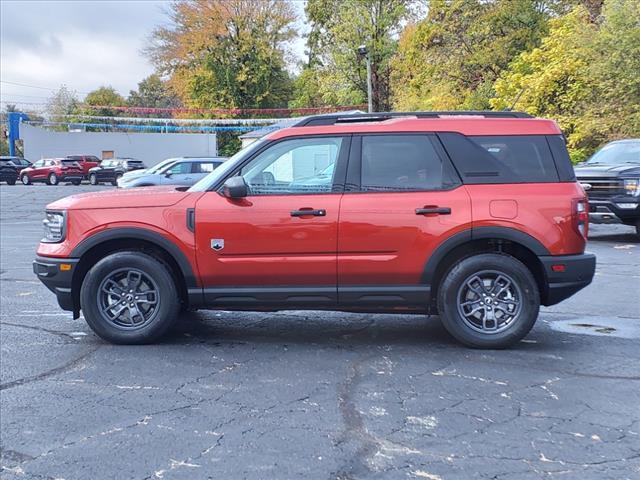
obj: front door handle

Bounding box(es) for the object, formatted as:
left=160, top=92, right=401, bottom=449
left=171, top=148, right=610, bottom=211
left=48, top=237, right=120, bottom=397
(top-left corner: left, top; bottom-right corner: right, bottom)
left=415, top=206, right=451, bottom=215
left=291, top=208, right=326, bottom=217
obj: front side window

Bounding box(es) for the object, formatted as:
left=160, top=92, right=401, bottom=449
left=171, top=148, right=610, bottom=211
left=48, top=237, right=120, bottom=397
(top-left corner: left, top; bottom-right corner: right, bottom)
left=166, top=162, right=191, bottom=175
left=240, top=137, right=343, bottom=195
left=360, top=135, right=455, bottom=191
left=34, top=160, right=45, bottom=167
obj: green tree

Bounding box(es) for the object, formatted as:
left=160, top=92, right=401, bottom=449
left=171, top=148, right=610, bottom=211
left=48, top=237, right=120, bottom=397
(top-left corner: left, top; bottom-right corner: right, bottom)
left=146, top=0, right=296, bottom=111
left=128, top=74, right=182, bottom=110
left=295, top=0, right=416, bottom=111
left=492, top=0, right=639, bottom=162
left=83, top=86, right=126, bottom=116
left=392, top=0, right=551, bottom=110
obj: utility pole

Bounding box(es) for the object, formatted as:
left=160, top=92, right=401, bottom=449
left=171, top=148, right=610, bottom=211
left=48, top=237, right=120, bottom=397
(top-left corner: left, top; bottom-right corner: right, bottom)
left=357, top=45, right=373, bottom=113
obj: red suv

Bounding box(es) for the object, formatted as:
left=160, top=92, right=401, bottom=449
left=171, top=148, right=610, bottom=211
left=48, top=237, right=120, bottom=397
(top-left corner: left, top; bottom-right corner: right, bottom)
left=33, top=111, right=595, bottom=348
left=65, top=155, right=100, bottom=179
left=21, top=158, right=84, bottom=185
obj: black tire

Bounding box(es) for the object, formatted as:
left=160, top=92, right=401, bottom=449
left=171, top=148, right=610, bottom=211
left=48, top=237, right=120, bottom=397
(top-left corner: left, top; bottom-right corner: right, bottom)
left=47, top=173, right=59, bottom=185
left=71, top=179, right=81, bottom=186
left=6, top=178, right=16, bottom=185
left=89, top=173, right=98, bottom=185
left=111, top=174, right=122, bottom=186
left=21, top=174, right=31, bottom=185
left=635, top=220, right=640, bottom=239
left=437, top=253, right=539, bottom=349
left=80, top=251, right=180, bottom=344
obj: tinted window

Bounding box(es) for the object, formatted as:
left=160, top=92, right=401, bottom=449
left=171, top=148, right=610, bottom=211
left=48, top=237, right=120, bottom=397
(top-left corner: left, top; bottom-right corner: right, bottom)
left=439, top=133, right=559, bottom=184
left=240, top=137, right=343, bottom=195
left=62, top=160, right=79, bottom=166
left=360, top=135, right=456, bottom=191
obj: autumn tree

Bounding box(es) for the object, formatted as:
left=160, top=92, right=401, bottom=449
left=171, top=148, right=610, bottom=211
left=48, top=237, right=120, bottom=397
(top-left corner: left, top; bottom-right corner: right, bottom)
left=391, top=0, right=551, bottom=110
left=492, top=0, right=640, bottom=161
left=145, top=0, right=296, bottom=111
left=292, top=0, right=417, bottom=111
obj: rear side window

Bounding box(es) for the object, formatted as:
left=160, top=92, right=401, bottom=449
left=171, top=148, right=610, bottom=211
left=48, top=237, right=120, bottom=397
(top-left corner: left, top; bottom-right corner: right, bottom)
left=360, top=135, right=459, bottom=191
left=193, top=162, right=217, bottom=173
left=438, top=133, right=560, bottom=184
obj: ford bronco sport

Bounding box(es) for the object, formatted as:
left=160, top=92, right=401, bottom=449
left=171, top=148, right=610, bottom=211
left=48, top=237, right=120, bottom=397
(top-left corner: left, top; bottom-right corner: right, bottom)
left=33, top=111, right=595, bottom=348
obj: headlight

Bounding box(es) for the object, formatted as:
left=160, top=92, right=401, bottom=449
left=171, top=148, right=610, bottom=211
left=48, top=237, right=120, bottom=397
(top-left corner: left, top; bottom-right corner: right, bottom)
left=623, top=178, right=640, bottom=197
left=42, top=211, right=66, bottom=243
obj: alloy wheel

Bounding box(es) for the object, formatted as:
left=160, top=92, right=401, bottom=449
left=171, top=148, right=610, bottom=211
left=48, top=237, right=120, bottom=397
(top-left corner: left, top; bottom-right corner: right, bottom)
left=96, top=268, right=160, bottom=330
left=456, top=270, right=522, bottom=334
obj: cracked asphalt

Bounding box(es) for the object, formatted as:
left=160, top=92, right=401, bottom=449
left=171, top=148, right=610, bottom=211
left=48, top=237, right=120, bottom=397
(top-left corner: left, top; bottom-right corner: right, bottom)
left=1, top=184, right=639, bottom=480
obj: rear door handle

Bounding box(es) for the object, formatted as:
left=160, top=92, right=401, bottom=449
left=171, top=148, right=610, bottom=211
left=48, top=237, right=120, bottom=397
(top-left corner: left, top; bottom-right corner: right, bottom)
left=291, top=208, right=326, bottom=217
left=415, top=206, right=451, bottom=215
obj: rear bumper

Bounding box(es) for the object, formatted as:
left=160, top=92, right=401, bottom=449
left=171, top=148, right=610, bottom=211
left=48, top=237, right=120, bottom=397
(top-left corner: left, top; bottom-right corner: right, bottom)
left=59, top=173, right=84, bottom=181
left=33, top=256, right=79, bottom=314
left=539, top=253, right=596, bottom=306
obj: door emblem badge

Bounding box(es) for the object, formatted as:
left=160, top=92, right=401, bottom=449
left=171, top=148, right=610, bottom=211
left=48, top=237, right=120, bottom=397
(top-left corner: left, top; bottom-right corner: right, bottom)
left=211, top=239, right=224, bottom=251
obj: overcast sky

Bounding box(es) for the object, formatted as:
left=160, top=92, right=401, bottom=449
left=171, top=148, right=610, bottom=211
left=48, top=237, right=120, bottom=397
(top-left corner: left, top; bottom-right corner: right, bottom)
left=0, top=0, right=306, bottom=111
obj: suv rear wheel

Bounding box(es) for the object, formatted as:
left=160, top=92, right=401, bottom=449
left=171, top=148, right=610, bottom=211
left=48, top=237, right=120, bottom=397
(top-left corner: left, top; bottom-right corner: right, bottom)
left=47, top=173, right=59, bottom=185
left=437, top=253, right=539, bottom=349
left=80, top=252, right=180, bottom=344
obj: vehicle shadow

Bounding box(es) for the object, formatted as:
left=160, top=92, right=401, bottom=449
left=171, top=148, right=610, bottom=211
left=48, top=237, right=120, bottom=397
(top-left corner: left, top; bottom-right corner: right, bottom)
left=167, top=310, right=461, bottom=348
left=161, top=310, right=566, bottom=352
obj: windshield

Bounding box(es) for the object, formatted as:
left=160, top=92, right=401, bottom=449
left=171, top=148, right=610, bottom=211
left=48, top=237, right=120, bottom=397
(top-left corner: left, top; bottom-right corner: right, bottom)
left=148, top=158, right=178, bottom=174
left=189, top=140, right=267, bottom=192
left=586, top=141, right=640, bottom=165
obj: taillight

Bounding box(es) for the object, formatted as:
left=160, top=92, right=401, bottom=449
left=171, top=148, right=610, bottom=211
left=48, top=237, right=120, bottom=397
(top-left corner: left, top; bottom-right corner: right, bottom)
left=573, top=198, right=588, bottom=239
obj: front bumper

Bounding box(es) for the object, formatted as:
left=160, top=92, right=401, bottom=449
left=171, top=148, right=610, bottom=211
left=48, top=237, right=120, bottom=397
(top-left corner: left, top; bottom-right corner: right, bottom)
left=588, top=199, right=639, bottom=225
left=539, top=253, right=596, bottom=306
left=33, top=256, right=79, bottom=315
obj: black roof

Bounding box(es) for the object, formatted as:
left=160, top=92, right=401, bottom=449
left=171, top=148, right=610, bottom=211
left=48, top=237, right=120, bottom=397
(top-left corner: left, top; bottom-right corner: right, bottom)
left=293, top=111, right=532, bottom=127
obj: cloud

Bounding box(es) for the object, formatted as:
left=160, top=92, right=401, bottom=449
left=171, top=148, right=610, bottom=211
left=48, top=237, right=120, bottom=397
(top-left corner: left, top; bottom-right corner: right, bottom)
left=0, top=0, right=169, bottom=105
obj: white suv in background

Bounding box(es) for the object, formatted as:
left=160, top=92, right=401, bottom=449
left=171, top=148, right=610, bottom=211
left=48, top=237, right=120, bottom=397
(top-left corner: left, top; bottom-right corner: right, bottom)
left=117, top=157, right=227, bottom=188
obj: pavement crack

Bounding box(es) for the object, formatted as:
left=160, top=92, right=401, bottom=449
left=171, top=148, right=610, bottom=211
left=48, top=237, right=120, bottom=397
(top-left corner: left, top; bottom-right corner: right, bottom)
left=0, top=345, right=101, bottom=391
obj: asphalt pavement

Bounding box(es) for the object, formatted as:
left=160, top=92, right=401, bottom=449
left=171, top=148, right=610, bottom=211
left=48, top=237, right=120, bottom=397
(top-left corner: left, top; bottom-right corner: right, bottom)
left=1, top=184, right=639, bottom=480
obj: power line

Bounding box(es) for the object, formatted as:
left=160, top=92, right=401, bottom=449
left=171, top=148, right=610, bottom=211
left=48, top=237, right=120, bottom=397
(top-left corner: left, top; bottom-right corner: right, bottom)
left=0, top=80, right=91, bottom=95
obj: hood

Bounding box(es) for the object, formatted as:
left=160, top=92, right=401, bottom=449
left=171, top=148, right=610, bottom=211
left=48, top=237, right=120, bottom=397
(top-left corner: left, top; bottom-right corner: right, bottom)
left=574, top=163, right=640, bottom=178
left=121, top=169, right=149, bottom=179
left=47, top=186, right=192, bottom=210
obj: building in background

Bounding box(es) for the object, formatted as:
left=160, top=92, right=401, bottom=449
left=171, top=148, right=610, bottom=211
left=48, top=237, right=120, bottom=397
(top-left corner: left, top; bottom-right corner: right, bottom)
left=20, top=124, right=217, bottom=167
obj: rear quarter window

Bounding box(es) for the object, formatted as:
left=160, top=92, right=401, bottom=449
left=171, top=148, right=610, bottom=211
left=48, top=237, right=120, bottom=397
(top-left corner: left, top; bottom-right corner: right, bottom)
left=438, top=133, right=561, bottom=184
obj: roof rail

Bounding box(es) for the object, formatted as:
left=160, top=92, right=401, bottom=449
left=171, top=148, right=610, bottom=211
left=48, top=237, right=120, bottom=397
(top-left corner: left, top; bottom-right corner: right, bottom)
left=293, top=111, right=532, bottom=127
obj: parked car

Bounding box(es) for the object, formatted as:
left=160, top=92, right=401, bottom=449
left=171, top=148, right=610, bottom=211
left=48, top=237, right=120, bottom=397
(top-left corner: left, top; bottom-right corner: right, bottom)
left=0, top=156, right=32, bottom=175
left=65, top=155, right=100, bottom=179
left=0, top=159, right=19, bottom=185
left=117, top=157, right=226, bottom=189
left=88, top=158, right=146, bottom=186
left=34, top=111, right=595, bottom=348
left=574, top=139, right=640, bottom=237
left=20, top=158, right=84, bottom=185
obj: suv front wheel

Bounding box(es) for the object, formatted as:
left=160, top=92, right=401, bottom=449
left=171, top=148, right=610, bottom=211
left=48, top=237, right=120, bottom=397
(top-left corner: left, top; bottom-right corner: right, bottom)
left=437, top=253, right=539, bottom=349
left=80, top=252, right=180, bottom=344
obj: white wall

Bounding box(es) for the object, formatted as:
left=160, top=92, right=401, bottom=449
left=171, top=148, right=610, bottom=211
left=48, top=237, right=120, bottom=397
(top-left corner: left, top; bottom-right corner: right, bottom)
left=21, top=124, right=217, bottom=167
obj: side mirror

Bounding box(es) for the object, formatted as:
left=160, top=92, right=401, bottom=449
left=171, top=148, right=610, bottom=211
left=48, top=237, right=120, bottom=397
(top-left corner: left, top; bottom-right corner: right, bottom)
left=222, top=176, right=248, bottom=198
